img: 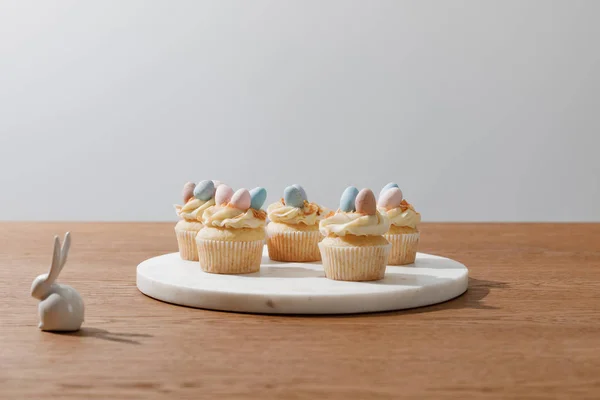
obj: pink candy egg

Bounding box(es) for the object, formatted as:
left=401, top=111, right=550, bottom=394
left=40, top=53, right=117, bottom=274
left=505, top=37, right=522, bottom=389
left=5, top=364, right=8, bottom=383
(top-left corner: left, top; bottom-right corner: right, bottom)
left=182, top=182, right=196, bottom=203
left=355, top=189, right=377, bottom=215
left=230, top=188, right=251, bottom=211
left=377, top=187, right=403, bottom=210
left=215, top=184, right=234, bottom=205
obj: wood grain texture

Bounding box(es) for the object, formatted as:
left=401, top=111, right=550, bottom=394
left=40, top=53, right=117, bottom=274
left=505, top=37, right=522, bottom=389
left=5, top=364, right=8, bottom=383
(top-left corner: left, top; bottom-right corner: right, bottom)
left=1, top=223, right=599, bottom=399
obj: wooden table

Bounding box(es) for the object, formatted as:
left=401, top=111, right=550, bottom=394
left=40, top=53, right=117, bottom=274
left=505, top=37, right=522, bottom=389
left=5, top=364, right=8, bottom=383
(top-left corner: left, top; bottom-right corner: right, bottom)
left=1, top=223, right=599, bottom=399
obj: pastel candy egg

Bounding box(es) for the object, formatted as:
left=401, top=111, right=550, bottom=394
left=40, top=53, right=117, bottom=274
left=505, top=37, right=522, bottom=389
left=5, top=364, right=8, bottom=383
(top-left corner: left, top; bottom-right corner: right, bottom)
left=230, top=188, right=251, bottom=211
left=212, top=180, right=223, bottom=188
left=182, top=182, right=196, bottom=203
left=379, top=182, right=399, bottom=198
left=215, top=184, right=234, bottom=205
left=377, top=187, right=403, bottom=210
left=283, top=186, right=305, bottom=208
left=249, top=187, right=267, bottom=210
left=355, top=188, right=377, bottom=215
left=292, top=184, right=307, bottom=201
left=194, top=180, right=215, bottom=201
left=339, top=186, right=359, bottom=212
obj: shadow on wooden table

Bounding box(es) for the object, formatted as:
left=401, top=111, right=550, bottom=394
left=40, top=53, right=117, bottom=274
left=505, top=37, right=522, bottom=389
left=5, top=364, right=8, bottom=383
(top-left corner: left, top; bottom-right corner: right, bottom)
left=51, top=328, right=153, bottom=345
left=371, top=277, right=509, bottom=317
left=284, top=277, right=508, bottom=318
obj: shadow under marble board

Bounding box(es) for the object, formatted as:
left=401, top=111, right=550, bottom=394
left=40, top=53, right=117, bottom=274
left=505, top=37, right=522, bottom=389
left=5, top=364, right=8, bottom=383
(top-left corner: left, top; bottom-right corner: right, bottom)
left=136, top=247, right=468, bottom=315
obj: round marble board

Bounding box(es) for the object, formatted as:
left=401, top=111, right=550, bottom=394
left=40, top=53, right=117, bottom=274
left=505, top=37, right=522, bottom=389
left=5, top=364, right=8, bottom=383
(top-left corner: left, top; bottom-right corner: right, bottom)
left=136, top=247, right=468, bottom=315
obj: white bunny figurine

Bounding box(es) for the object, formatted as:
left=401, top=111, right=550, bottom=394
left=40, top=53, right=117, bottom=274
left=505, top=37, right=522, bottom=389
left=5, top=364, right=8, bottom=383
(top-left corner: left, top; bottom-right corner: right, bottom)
left=31, top=232, right=84, bottom=332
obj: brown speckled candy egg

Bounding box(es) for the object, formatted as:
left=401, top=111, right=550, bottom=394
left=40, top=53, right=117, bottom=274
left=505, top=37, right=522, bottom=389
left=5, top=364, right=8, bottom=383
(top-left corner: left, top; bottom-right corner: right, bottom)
left=215, top=184, right=234, bottom=205
left=230, top=189, right=251, bottom=211
left=355, top=189, right=377, bottom=215
left=182, top=182, right=196, bottom=203
left=378, top=187, right=403, bottom=210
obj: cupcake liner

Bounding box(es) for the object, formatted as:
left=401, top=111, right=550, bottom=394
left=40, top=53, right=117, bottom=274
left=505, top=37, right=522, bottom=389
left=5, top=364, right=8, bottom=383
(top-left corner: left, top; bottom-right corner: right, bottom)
left=318, top=242, right=391, bottom=281
left=175, top=227, right=201, bottom=261
left=196, top=238, right=264, bottom=274
left=267, top=230, right=323, bottom=262
left=384, top=232, right=419, bottom=265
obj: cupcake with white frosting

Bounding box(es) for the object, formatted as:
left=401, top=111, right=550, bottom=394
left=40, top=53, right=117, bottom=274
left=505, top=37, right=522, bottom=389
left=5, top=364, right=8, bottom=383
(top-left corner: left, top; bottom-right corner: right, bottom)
left=266, top=184, right=330, bottom=262
left=318, top=187, right=391, bottom=281
left=173, top=180, right=219, bottom=261
left=378, top=183, right=421, bottom=265
left=196, top=185, right=267, bottom=274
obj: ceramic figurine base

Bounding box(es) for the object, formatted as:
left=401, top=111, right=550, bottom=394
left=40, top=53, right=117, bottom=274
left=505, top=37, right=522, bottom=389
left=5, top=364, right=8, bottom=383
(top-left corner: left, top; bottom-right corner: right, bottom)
left=136, top=248, right=468, bottom=314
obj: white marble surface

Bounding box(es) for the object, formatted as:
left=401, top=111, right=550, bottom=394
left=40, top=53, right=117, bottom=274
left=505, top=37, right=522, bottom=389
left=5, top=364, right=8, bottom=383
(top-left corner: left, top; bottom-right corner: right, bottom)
left=136, top=248, right=468, bottom=314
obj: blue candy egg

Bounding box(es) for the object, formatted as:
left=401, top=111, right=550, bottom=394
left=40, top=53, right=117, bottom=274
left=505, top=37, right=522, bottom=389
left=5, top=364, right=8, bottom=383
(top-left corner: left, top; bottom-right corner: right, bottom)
left=292, top=184, right=307, bottom=202
left=339, top=186, right=359, bottom=212
left=193, top=180, right=215, bottom=201
left=283, top=186, right=305, bottom=208
left=379, top=182, right=399, bottom=198
left=249, top=187, right=267, bottom=210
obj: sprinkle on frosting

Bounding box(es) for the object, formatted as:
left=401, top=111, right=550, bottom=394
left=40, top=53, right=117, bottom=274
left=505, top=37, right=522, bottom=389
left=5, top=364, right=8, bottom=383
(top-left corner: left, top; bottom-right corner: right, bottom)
left=380, top=199, right=421, bottom=229
left=399, top=199, right=415, bottom=212
left=268, top=200, right=330, bottom=225
left=251, top=208, right=268, bottom=220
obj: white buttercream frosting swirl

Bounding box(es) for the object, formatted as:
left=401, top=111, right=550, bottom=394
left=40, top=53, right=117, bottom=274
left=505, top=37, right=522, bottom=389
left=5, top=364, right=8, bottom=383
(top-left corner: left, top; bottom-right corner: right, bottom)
left=267, top=201, right=330, bottom=225
left=202, top=205, right=266, bottom=229
left=381, top=201, right=421, bottom=229
left=319, top=211, right=390, bottom=237
left=174, top=198, right=215, bottom=222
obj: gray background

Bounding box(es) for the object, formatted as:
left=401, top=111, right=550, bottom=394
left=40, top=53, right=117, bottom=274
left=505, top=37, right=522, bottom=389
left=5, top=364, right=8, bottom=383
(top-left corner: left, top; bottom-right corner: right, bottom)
left=1, top=0, right=598, bottom=222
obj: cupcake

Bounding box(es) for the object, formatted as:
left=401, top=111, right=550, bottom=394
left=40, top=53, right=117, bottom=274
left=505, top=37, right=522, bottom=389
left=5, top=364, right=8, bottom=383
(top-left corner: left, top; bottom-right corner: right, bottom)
left=377, top=183, right=421, bottom=265
left=173, top=180, right=218, bottom=261
left=266, top=184, right=331, bottom=262
left=318, top=187, right=391, bottom=281
left=196, top=185, right=267, bottom=274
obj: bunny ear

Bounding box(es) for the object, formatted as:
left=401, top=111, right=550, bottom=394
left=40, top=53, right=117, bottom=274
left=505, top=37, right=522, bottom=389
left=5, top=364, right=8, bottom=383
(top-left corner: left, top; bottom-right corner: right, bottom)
left=46, top=236, right=62, bottom=284
left=59, top=232, right=71, bottom=271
